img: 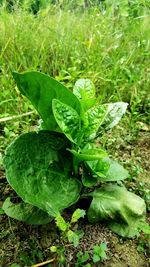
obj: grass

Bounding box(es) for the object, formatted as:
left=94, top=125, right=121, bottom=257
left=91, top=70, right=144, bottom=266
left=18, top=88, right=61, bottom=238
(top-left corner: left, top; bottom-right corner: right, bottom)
left=0, top=1, right=150, bottom=123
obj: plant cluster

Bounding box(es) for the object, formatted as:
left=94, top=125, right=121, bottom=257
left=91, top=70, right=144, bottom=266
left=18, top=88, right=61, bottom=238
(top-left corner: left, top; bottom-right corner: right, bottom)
left=2, top=71, right=146, bottom=238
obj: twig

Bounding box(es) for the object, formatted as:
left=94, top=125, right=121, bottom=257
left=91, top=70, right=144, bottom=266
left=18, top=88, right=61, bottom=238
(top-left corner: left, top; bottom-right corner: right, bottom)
left=31, top=258, right=55, bottom=267
left=0, top=111, right=34, bottom=123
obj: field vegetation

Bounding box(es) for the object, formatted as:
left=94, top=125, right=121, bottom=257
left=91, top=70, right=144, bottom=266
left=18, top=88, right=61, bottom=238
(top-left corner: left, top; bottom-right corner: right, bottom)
left=0, top=1, right=150, bottom=266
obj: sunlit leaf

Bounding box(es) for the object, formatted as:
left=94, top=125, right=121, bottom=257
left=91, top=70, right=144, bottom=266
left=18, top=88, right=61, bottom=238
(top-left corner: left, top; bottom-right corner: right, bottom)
left=73, top=78, right=95, bottom=100
left=55, top=215, right=68, bottom=232
left=83, top=104, right=108, bottom=141
left=71, top=208, right=86, bottom=223
left=13, top=71, right=81, bottom=131
left=101, top=102, right=128, bottom=130
left=52, top=99, right=82, bottom=144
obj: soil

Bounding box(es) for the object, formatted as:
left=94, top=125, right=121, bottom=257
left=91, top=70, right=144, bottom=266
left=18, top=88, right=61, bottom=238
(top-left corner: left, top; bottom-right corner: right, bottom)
left=0, top=131, right=150, bottom=267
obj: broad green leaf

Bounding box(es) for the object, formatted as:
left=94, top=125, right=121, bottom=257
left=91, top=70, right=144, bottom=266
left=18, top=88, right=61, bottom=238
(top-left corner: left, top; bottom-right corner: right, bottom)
left=101, top=102, right=128, bottom=130
left=71, top=208, right=86, bottom=223
left=55, top=215, right=68, bottom=232
left=87, top=185, right=146, bottom=237
left=12, top=71, right=81, bottom=131
left=109, top=220, right=145, bottom=238
left=87, top=157, right=129, bottom=181
left=73, top=78, right=95, bottom=100
left=3, top=131, right=81, bottom=217
left=52, top=99, right=82, bottom=144
left=83, top=102, right=128, bottom=141
left=2, top=198, right=52, bottom=224
left=68, top=148, right=107, bottom=161
left=83, top=104, right=108, bottom=141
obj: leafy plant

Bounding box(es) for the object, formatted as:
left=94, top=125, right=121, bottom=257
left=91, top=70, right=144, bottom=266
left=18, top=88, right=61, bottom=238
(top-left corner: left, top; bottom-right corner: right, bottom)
left=50, top=245, right=66, bottom=266
left=75, top=251, right=90, bottom=267
left=3, top=71, right=146, bottom=237
left=92, top=243, right=107, bottom=263
left=55, top=209, right=85, bottom=247
left=50, top=209, right=85, bottom=265
left=75, top=242, right=107, bottom=266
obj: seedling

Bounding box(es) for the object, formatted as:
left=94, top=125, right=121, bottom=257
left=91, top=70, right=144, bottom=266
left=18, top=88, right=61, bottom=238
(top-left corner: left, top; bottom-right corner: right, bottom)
left=75, top=251, right=90, bottom=267
left=2, top=71, right=146, bottom=237
left=92, top=243, right=107, bottom=263
left=50, top=245, right=66, bottom=266
left=55, top=209, right=85, bottom=247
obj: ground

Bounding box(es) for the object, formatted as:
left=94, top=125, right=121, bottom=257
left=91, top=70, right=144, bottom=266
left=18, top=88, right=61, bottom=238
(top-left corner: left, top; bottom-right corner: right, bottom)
left=0, top=124, right=149, bottom=267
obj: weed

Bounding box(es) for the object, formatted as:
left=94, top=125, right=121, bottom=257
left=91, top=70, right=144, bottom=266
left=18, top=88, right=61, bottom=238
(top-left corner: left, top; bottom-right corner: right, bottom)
left=93, top=243, right=107, bottom=263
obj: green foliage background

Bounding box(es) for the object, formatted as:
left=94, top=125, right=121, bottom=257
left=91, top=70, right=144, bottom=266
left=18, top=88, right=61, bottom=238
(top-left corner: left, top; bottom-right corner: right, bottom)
left=0, top=0, right=150, bottom=121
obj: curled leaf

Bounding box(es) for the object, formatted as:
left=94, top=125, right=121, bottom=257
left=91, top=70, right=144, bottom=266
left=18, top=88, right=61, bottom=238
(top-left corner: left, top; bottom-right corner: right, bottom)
left=87, top=185, right=146, bottom=237
left=71, top=208, right=86, bottom=223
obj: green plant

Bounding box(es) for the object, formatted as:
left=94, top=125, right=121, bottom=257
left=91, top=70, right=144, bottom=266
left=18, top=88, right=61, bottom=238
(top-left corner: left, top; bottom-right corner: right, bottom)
left=75, top=251, right=90, bottom=267
left=55, top=209, right=85, bottom=247
left=50, top=245, right=66, bottom=266
left=92, top=243, right=107, bottom=263
left=10, top=264, right=21, bottom=267
left=75, top=242, right=107, bottom=266
left=137, top=222, right=150, bottom=254
left=2, top=71, right=146, bottom=237
left=50, top=209, right=85, bottom=265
